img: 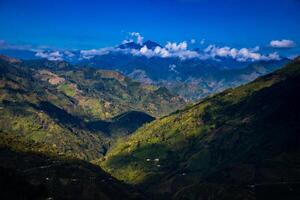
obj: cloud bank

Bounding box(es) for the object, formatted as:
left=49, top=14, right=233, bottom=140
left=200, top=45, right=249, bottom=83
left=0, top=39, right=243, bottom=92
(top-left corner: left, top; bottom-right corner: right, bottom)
left=204, top=45, right=280, bottom=62
left=130, top=41, right=200, bottom=60
left=35, top=50, right=76, bottom=61
left=78, top=41, right=281, bottom=62
left=270, top=39, right=296, bottom=48
left=1, top=34, right=285, bottom=62
left=35, top=51, right=64, bottom=61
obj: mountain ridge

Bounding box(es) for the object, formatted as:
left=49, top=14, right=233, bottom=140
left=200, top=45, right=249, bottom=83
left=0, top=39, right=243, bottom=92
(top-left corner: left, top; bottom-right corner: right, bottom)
left=79, top=52, right=289, bottom=100
left=0, top=43, right=290, bottom=101
left=100, top=58, right=300, bottom=199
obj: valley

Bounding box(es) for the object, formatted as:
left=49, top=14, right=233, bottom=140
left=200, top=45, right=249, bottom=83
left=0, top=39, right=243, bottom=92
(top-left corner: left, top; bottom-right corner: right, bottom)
left=0, top=55, right=299, bottom=199
left=1, top=1, right=300, bottom=199
left=0, top=55, right=184, bottom=161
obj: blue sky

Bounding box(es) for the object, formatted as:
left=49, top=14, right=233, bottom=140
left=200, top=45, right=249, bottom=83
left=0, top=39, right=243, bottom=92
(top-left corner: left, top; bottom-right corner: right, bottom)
left=0, top=0, right=299, bottom=56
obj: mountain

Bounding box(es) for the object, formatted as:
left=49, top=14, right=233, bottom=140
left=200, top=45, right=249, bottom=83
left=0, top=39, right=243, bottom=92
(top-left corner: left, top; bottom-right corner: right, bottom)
left=0, top=55, right=109, bottom=160
left=18, top=58, right=186, bottom=119
left=0, top=55, right=184, bottom=161
left=0, top=147, right=144, bottom=200
left=79, top=52, right=290, bottom=100
left=118, top=40, right=161, bottom=50
left=143, top=40, right=162, bottom=49
left=0, top=53, right=299, bottom=199
left=0, top=42, right=290, bottom=101
left=119, top=42, right=142, bottom=50
left=100, top=58, right=300, bottom=199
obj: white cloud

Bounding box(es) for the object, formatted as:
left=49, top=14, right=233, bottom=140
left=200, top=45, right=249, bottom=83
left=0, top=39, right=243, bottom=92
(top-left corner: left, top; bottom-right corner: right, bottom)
left=130, top=32, right=144, bottom=45
left=35, top=51, right=63, bottom=61
left=78, top=43, right=281, bottom=62
left=79, top=40, right=281, bottom=62
left=138, top=45, right=156, bottom=57
left=165, top=41, right=188, bottom=51
left=78, top=33, right=283, bottom=62
left=190, top=39, right=196, bottom=44
left=270, top=39, right=296, bottom=48
left=131, top=41, right=199, bottom=60
left=80, top=47, right=116, bottom=59
left=79, top=47, right=133, bottom=59
left=174, top=49, right=199, bottom=60
left=204, top=45, right=280, bottom=62
left=64, top=51, right=75, bottom=57
left=153, top=46, right=170, bottom=58
left=122, top=39, right=133, bottom=44
left=131, top=45, right=170, bottom=58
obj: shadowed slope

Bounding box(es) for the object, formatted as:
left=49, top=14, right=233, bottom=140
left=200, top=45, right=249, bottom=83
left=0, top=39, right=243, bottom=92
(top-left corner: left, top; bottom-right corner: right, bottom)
left=0, top=147, right=144, bottom=200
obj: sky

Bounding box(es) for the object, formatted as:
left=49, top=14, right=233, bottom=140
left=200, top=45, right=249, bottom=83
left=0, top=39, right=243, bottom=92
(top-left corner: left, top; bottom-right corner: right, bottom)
left=0, top=0, right=299, bottom=57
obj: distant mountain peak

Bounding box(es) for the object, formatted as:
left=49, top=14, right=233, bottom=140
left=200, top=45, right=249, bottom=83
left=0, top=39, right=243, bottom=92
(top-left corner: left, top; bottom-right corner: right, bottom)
left=118, top=42, right=142, bottom=50
left=142, top=40, right=162, bottom=49
left=118, top=40, right=161, bottom=50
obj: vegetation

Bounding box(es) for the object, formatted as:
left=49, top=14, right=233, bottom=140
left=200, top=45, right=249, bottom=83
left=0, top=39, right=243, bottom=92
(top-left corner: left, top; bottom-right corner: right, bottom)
left=101, top=58, right=300, bottom=199
left=79, top=52, right=289, bottom=100
left=30, top=59, right=186, bottom=119
left=57, top=83, right=77, bottom=97
left=1, top=54, right=299, bottom=199
left=0, top=56, right=181, bottom=161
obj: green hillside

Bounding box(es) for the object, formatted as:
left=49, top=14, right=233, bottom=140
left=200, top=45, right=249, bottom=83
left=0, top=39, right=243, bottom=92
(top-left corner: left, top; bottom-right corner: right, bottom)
left=0, top=56, right=108, bottom=160
left=101, top=58, right=300, bottom=199
left=0, top=56, right=184, bottom=161
left=24, top=58, right=186, bottom=119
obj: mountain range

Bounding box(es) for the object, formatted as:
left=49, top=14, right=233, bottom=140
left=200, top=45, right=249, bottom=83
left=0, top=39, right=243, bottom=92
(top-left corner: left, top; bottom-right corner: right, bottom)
left=100, top=57, right=300, bottom=199
left=0, top=55, right=184, bottom=161
left=0, top=53, right=299, bottom=199
left=0, top=40, right=290, bottom=101
left=78, top=41, right=290, bottom=100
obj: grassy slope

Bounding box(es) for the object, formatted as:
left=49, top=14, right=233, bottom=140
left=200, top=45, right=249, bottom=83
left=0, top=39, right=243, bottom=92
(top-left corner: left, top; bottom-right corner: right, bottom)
left=0, top=58, right=109, bottom=160
left=101, top=58, right=300, bottom=199
left=25, top=59, right=186, bottom=119
left=0, top=56, right=167, bottom=161
left=57, top=68, right=185, bottom=119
